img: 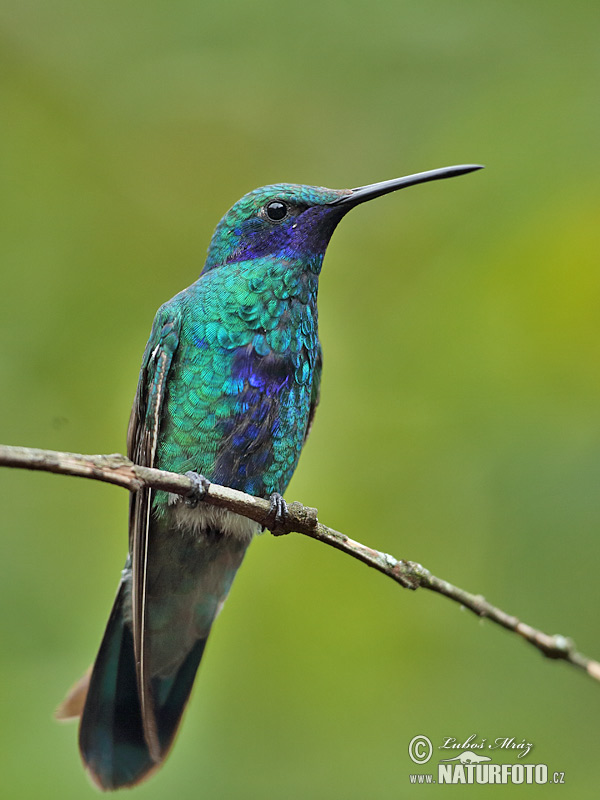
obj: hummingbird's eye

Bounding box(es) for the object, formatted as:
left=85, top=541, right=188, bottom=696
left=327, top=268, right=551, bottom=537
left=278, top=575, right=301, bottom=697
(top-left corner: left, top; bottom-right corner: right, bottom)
left=265, top=200, right=288, bottom=221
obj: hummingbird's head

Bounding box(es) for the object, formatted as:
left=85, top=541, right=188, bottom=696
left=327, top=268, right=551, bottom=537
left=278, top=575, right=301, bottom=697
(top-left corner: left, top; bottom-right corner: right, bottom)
left=203, top=165, right=483, bottom=274
left=203, top=183, right=352, bottom=273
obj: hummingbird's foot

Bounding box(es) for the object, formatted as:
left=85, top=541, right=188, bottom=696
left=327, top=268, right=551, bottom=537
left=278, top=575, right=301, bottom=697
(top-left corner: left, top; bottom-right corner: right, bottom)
left=265, top=492, right=289, bottom=536
left=184, top=472, right=211, bottom=507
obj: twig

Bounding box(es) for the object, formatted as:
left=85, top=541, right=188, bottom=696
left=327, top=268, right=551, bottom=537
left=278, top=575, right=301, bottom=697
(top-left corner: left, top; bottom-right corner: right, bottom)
left=1, top=443, right=599, bottom=683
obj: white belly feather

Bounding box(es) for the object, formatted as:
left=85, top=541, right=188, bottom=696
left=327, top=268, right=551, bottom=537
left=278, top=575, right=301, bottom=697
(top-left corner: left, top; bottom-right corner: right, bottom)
left=167, top=494, right=260, bottom=542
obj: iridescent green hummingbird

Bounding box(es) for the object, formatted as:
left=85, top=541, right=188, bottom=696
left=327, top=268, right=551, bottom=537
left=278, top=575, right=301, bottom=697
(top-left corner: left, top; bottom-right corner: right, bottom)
left=58, top=164, right=482, bottom=789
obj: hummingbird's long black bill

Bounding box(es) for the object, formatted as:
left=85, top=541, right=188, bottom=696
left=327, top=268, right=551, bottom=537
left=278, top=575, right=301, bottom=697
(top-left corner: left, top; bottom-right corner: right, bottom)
left=332, top=164, right=484, bottom=207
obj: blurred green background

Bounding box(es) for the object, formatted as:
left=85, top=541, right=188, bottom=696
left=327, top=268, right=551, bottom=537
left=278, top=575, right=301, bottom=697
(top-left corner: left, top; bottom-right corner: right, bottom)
left=1, top=1, right=600, bottom=797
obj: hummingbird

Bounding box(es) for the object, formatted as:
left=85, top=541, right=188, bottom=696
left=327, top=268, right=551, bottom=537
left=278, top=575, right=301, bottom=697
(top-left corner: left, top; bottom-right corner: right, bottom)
left=57, top=164, right=482, bottom=789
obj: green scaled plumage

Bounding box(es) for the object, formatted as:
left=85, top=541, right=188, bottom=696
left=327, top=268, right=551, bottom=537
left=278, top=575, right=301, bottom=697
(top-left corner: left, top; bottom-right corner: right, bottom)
left=153, top=256, right=320, bottom=499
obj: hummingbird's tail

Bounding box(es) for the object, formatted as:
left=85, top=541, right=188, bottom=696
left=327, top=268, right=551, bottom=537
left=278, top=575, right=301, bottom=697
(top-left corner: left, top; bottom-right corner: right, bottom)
left=57, top=516, right=251, bottom=790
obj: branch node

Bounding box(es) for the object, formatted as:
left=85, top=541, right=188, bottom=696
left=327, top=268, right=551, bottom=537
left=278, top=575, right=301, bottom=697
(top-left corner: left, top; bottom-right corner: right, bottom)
left=470, top=594, right=489, bottom=617
left=391, top=561, right=422, bottom=590
left=287, top=501, right=319, bottom=529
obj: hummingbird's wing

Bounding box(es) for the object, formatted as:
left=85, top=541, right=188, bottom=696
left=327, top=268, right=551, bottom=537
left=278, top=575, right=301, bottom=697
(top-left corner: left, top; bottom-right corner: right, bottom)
left=304, top=342, right=322, bottom=443
left=126, top=308, right=182, bottom=762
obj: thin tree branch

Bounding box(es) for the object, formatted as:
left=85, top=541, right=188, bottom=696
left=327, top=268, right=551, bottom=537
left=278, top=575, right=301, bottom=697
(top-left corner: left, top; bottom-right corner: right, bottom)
left=1, top=443, right=599, bottom=683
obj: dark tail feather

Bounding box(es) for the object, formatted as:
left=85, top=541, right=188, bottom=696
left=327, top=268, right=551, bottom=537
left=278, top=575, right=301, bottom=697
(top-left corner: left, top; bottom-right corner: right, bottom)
left=78, top=584, right=207, bottom=791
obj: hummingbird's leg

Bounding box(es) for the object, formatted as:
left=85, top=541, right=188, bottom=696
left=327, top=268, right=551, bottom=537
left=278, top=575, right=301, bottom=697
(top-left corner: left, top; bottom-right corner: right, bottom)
left=184, top=471, right=211, bottom=507
left=265, top=492, right=289, bottom=536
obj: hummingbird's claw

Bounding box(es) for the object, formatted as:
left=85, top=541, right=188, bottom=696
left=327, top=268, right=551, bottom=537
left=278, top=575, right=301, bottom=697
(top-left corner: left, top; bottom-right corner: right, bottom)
left=184, top=472, right=211, bottom=507
left=266, top=492, right=289, bottom=536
